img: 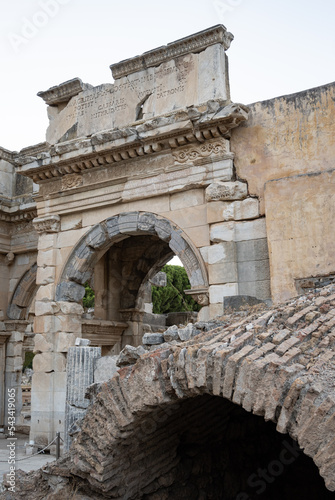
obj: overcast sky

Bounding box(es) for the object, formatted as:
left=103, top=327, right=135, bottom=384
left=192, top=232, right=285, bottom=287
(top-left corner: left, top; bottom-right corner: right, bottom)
left=1, top=0, right=334, bottom=151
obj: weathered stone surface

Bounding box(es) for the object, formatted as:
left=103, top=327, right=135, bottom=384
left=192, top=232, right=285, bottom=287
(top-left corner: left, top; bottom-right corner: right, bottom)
left=223, top=295, right=266, bottom=311
left=33, top=352, right=66, bottom=372
left=12, top=284, right=335, bottom=498
left=231, top=83, right=335, bottom=214
left=116, top=345, right=146, bottom=367
left=34, top=300, right=60, bottom=316
left=142, top=333, right=164, bottom=345
left=164, top=325, right=179, bottom=342
left=55, top=332, right=77, bottom=353
left=94, top=355, right=119, bottom=382
left=55, top=282, right=85, bottom=302
left=265, top=170, right=335, bottom=303
left=209, top=283, right=238, bottom=303
left=178, top=323, right=200, bottom=341
left=85, top=224, right=107, bottom=249
left=205, top=181, right=248, bottom=202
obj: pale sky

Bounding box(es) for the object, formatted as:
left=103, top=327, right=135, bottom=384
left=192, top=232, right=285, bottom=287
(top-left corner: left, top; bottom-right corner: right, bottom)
left=1, top=0, right=334, bottom=151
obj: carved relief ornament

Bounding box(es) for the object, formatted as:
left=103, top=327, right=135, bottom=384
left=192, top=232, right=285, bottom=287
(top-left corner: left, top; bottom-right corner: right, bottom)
left=172, top=140, right=227, bottom=164
left=62, top=173, right=83, bottom=190
left=33, top=215, right=60, bottom=234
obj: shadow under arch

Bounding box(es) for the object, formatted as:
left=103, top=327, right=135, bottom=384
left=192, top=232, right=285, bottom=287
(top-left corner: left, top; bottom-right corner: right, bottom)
left=7, top=262, right=39, bottom=320
left=55, top=211, right=209, bottom=305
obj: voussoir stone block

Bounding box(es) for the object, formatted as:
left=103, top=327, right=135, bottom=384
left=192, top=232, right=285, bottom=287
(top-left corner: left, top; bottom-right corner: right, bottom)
left=85, top=224, right=107, bottom=249
left=138, top=213, right=157, bottom=233
left=106, top=216, right=120, bottom=238
left=118, top=212, right=139, bottom=234
left=205, top=181, right=248, bottom=202
left=56, top=281, right=86, bottom=303
left=169, top=230, right=186, bottom=254
left=154, top=219, right=172, bottom=241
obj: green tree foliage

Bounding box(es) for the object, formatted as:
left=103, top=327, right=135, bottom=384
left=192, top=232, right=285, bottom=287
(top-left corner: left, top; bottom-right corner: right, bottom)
left=152, top=265, right=201, bottom=314
left=23, top=351, right=35, bottom=370
left=83, top=282, right=95, bottom=308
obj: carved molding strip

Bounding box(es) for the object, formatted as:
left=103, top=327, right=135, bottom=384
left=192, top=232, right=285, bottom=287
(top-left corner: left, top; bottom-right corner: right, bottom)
left=38, top=78, right=93, bottom=106
left=110, top=25, right=233, bottom=79
left=172, top=140, right=228, bottom=163
left=0, top=209, right=37, bottom=223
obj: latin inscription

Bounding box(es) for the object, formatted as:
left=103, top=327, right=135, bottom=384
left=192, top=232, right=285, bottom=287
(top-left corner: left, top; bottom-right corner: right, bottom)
left=64, top=58, right=192, bottom=123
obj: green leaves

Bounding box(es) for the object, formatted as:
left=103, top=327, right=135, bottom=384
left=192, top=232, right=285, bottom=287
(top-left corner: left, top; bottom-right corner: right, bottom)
left=152, top=265, right=201, bottom=314
left=83, top=282, right=95, bottom=308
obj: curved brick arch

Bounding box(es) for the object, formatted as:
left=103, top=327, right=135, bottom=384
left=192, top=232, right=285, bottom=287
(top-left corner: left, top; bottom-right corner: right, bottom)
left=53, top=289, right=335, bottom=497
left=55, top=211, right=208, bottom=303
left=7, top=263, right=39, bottom=320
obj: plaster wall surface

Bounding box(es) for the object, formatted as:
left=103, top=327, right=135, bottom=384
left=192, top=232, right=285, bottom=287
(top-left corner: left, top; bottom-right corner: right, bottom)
left=231, top=82, right=335, bottom=214
left=265, top=169, right=335, bottom=303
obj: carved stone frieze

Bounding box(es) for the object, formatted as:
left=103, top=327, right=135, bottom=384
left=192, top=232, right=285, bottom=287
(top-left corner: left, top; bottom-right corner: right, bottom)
left=62, top=173, right=83, bottom=190
left=33, top=214, right=60, bottom=234
left=172, top=140, right=228, bottom=163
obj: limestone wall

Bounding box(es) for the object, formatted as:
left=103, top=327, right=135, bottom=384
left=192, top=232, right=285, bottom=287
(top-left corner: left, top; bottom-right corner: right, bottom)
left=231, top=82, right=335, bottom=302
left=265, top=169, right=335, bottom=303
left=231, top=82, right=335, bottom=214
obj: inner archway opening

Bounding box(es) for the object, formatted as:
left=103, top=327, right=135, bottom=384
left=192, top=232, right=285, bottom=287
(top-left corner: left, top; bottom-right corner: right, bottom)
left=128, top=395, right=334, bottom=500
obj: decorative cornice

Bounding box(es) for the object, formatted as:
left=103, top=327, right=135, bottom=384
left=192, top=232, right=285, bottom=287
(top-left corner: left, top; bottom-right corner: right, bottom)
left=0, top=146, right=15, bottom=162
left=16, top=102, right=248, bottom=184
left=38, top=78, right=93, bottom=106
left=33, top=214, right=60, bottom=233
left=0, top=209, right=37, bottom=223
left=19, top=142, right=50, bottom=158
left=110, top=25, right=234, bottom=79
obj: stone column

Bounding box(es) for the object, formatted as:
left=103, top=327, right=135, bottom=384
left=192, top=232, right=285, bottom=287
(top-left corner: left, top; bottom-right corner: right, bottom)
left=30, top=215, right=82, bottom=445
left=64, top=346, right=101, bottom=450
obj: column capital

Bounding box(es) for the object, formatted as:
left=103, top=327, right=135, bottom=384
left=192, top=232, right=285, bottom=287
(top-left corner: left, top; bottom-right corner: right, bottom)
left=33, top=215, right=60, bottom=234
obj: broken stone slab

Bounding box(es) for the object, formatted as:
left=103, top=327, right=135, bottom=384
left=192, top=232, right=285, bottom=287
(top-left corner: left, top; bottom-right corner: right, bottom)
left=164, top=325, right=179, bottom=342
left=94, top=355, right=119, bottom=382
left=116, top=345, right=146, bottom=367
left=178, top=323, right=201, bottom=341
left=205, top=181, right=248, bottom=202
left=142, top=333, right=164, bottom=345
left=223, top=295, right=266, bottom=312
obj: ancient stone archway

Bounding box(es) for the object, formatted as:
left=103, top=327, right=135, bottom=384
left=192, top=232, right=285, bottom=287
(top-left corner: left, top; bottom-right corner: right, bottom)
left=7, top=263, right=38, bottom=320
left=56, top=211, right=209, bottom=308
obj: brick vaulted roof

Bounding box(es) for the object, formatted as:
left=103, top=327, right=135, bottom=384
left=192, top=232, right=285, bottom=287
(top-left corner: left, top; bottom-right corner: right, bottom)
left=5, top=284, right=335, bottom=498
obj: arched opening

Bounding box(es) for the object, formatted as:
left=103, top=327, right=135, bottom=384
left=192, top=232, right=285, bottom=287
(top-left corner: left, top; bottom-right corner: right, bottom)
left=56, top=212, right=208, bottom=350
left=5, top=263, right=38, bottom=432
left=132, top=395, right=333, bottom=499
